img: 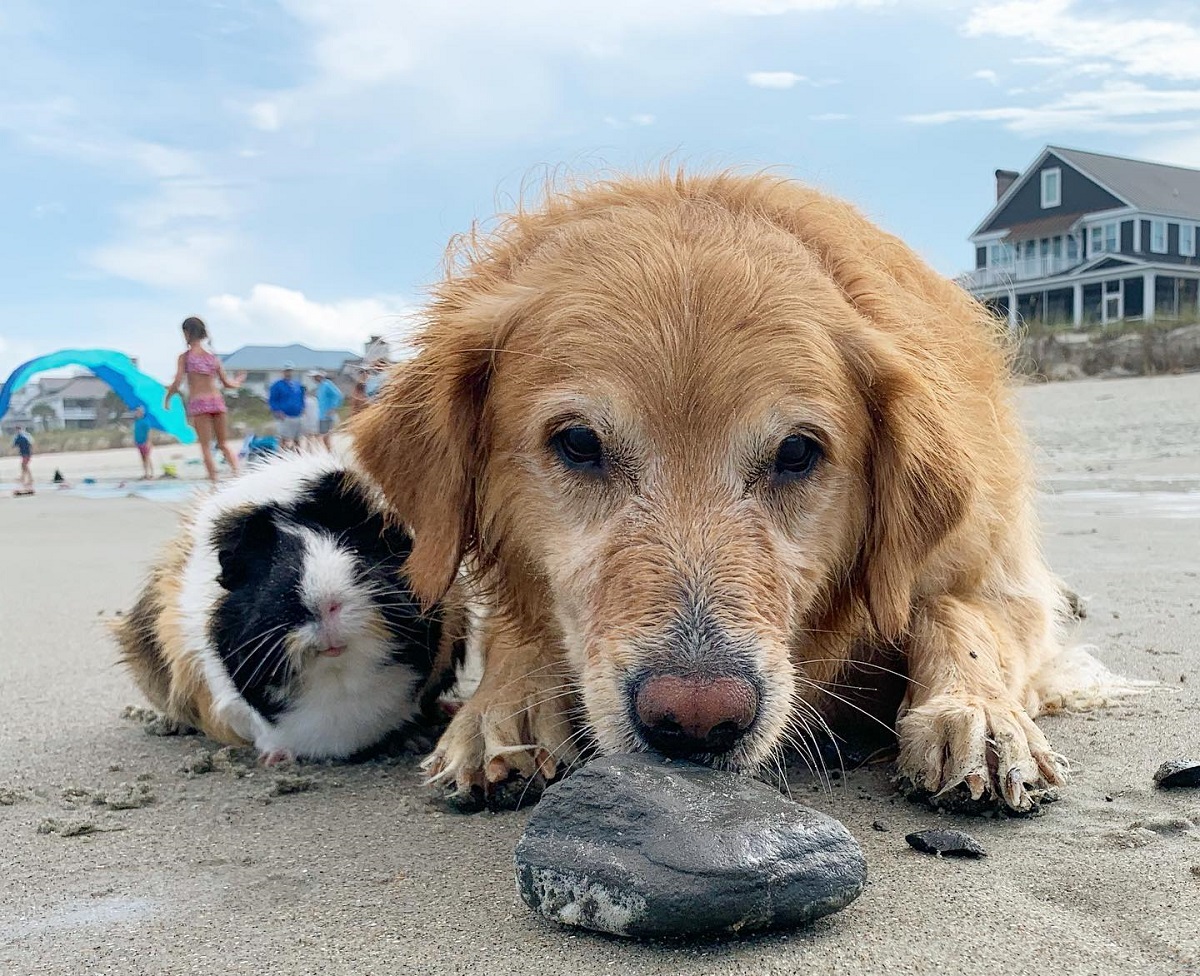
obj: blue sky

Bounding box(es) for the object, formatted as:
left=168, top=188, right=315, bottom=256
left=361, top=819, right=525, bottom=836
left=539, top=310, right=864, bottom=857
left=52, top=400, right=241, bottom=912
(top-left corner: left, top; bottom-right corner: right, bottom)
left=3, top=0, right=1200, bottom=381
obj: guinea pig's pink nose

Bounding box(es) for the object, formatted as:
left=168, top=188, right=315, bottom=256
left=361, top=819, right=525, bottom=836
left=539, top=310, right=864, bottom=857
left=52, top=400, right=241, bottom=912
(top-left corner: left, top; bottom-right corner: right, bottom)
left=322, top=601, right=342, bottom=618
left=633, top=674, right=758, bottom=757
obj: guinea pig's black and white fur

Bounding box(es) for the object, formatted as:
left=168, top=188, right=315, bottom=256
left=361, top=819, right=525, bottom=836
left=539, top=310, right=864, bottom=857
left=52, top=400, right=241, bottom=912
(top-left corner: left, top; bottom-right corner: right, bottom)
left=115, top=451, right=464, bottom=762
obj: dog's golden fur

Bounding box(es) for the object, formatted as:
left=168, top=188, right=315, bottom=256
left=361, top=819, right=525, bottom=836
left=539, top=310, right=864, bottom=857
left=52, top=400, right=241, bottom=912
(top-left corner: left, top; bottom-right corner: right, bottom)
left=354, top=169, right=1117, bottom=811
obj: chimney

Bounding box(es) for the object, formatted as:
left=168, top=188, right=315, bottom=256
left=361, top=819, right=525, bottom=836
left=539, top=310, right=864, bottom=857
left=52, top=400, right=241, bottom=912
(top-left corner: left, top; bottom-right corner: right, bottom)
left=995, top=169, right=1019, bottom=200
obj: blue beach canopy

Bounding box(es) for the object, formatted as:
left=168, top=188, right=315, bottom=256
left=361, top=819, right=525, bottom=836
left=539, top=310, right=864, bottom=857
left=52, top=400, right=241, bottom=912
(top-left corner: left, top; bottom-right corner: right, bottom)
left=0, top=349, right=196, bottom=444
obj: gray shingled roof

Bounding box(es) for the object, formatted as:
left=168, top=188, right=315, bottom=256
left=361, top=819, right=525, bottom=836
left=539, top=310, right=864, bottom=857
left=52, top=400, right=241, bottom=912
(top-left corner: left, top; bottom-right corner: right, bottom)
left=1053, top=146, right=1200, bottom=221
left=220, top=343, right=357, bottom=371
left=37, top=376, right=113, bottom=399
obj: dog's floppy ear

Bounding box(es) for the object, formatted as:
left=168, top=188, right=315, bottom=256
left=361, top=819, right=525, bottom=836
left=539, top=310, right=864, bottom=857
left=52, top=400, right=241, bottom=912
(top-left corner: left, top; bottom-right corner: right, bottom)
left=845, top=326, right=975, bottom=642
left=351, top=290, right=519, bottom=607
left=741, top=178, right=987, bottom=640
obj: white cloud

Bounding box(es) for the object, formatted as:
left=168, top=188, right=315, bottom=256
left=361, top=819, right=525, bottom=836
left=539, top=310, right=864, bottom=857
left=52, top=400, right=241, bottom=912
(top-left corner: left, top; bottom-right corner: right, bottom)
left=207, top=284, right=419, bottom=355
left=0, top=334, right=39, bottom=380
left=972, top=68, right=998, bottom=84
left=248, top=100, right=282, bottom=132
left=86, top=174, right=238, bottom=289
left=90, top=233, right=233, bottom=291
left=717, top=0, right=892, bottom=12
left=1140, top=131, right=1200, bottom=169
left=747, top=70, right=808, bottom=89
left=248, top=1, right=873, bottom=143
left=966, top=0, right=1200, bottom=82
left=0, top=98, right=239, bottom=289
left=32, top=201, right=65, bottom=218
left=604, top=113, right=659, bottom=128
left=904, top=81, right=1200, bottom=135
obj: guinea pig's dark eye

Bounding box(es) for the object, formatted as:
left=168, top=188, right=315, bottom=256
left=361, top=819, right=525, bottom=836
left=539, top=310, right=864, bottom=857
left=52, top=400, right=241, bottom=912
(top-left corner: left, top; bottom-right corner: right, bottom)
left=551, top=425, right=604, bottom=472
left=773, top=434, right=823, bottom=482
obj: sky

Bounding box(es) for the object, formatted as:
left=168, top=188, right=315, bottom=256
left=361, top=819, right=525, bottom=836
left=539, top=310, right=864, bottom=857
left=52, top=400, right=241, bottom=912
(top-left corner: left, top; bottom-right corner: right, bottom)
left=2, top=0, right=1200, bottom=382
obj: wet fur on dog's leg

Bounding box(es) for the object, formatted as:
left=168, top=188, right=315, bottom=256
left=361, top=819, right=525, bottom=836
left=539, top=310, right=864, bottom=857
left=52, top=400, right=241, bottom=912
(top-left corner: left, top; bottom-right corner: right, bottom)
left=422, top=614, right=581, bottom=808
left=897, top=594, right=1065, bottom=813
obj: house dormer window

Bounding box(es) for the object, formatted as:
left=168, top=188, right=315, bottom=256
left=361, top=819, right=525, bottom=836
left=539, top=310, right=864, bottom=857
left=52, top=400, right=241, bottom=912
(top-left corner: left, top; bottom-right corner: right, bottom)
left=1182, top=224, right=1197, bottom=257
left=1150, top=219, right=1167, bottom=253
left=1040, top=167, right=1061, bottom=208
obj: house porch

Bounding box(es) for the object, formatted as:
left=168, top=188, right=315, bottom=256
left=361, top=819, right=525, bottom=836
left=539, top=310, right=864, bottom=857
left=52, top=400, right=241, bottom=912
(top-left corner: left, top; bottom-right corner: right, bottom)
left=982, top=271, right=1200, bottom=329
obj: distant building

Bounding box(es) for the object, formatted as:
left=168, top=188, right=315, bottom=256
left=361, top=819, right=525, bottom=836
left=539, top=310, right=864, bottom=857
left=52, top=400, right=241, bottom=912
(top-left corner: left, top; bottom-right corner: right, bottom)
left=220, top=343, right=359, bottom=399
left=961, top=146, right=1200, bottom=328
left=2, top=375, right=116, bottom=431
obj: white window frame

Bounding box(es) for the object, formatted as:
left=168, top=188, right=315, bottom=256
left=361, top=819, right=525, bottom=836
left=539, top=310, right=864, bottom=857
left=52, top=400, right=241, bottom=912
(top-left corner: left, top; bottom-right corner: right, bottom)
left=1040, top=167, right=1061, bottom=208
left=1150, top=219, right=1168, bottom=254
left=1089, top=221, right=1119, bottom=257
left=988, top=242, right=1014, bottom=267
left=1182, top=223, right=1197, bottom=257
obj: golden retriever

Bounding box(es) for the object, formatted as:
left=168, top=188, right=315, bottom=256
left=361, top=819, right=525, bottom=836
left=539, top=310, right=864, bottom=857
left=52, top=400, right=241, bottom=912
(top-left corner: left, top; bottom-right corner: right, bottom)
left=353, top=169, right=1123, bottom=813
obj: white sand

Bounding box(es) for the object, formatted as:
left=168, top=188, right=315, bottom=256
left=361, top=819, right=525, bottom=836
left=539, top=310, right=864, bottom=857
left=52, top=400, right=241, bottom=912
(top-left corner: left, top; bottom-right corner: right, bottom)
left=1, top=374, right=1198, bottom=975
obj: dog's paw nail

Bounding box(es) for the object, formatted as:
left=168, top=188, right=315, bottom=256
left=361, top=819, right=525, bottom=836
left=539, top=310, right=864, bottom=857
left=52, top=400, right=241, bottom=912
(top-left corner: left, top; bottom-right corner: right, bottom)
left=534, top=747, right=557, bottom=780
left=485, top=756, right=512, bottom=784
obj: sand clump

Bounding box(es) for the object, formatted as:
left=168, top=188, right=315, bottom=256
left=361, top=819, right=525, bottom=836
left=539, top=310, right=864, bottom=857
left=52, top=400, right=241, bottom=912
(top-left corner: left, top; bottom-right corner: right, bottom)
left=120, top=704, right=195, bottom=738
left=36, top=818, right=125, bottom=838
left=268, top=774, right=318, bottom=797
left=178, top=746, right=258, bottom=779
left=60, top=781, right=156, bottom=811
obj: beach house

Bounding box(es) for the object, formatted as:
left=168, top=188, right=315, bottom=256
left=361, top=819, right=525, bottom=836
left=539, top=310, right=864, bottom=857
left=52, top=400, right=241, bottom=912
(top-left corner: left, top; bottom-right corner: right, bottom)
left=961, top=146, right=1200, bottom=328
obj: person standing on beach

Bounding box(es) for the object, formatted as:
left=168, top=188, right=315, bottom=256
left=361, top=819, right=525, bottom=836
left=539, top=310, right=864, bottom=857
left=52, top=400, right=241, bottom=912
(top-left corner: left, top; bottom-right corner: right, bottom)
left=268, top=364, right=305, bottom=450
left=349, top=378, right=369, bottom=417
left=12, top=425, right=34, bottom=494
left=311, top=370, right=345, bottom=450
left=164, top=316, right=245, bottom=484
left=132, top=406, right=154, bottom=480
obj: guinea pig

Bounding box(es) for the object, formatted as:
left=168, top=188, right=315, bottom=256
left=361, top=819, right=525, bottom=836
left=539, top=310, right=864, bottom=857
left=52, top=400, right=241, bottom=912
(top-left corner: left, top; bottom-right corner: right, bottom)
left=114, top=450, right=465, bottom=763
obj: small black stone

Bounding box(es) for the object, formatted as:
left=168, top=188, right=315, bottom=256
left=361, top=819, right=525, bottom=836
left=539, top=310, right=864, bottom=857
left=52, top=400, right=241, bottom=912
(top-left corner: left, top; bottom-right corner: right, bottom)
left=905, top=828, right=987, bottom=858
left=872, top=820, right=891, bottom=832
left=1153, top=759, right=1200, bottom=789
left=513, top=753, right=866, bottom=938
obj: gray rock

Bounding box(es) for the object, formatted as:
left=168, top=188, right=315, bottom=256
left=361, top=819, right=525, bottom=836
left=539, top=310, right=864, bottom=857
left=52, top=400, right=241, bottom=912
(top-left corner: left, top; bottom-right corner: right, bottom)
left=1154, top=758, right=1200, bottom=789
left=513, top=753, right=866, bottom=938
left=905, top=828, right=987, bottom=858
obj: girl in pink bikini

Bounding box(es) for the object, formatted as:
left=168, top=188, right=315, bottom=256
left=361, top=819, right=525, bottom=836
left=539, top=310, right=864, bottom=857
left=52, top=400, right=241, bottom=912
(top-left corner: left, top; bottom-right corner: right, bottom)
left=164, top=316, right=245, bottom=484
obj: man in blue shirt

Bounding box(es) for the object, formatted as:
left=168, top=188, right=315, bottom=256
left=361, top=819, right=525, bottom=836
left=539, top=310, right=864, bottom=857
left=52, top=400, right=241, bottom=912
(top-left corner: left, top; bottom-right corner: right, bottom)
left=267, top=363, right=305, bottom=449
left=310, top=370, right=345, bottom=450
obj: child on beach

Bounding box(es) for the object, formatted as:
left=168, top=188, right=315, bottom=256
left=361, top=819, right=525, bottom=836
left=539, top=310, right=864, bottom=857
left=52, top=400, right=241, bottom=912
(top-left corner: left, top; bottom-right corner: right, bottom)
left=12, top=425, right=34, bottom=495
left=132, top=406, right=154, bottom=479
left=311, top=369, right=345, bottom=450
left=164, top=316, right=245, bottom=484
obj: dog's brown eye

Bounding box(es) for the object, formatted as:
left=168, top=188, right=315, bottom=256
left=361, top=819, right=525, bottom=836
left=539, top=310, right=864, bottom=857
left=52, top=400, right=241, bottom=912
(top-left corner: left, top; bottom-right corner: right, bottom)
left=773, top=434, right=822, bottom=481
left=552, top=425, right=604, bottom=471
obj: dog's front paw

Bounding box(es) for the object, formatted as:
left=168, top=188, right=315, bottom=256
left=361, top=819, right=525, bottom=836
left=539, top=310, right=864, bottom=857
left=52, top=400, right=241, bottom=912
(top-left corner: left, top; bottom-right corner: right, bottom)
left=897, top=693, right=1065, bottom=813
left=422, top=671, right=582, bottom=811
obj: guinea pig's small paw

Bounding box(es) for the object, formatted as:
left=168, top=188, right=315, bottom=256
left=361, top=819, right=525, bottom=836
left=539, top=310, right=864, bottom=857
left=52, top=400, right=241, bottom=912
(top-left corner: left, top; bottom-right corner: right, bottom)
left=896, top=692, right=1065, bottom=814
left=259, top=748, right=295, bottom=767
left=421, top=675, right=581, bottom=812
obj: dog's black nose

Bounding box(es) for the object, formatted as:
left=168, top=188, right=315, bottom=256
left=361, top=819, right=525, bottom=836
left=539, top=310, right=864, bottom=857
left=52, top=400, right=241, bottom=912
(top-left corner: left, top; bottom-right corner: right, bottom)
left=633, top=674, right=758, bottom=757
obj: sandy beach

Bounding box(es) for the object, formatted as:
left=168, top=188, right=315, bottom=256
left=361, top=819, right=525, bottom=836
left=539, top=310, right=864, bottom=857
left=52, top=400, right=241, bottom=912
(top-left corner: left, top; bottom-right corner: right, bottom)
left=1, top=374, right=1198, bottom=976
